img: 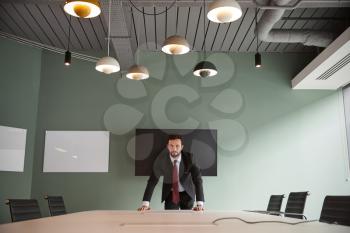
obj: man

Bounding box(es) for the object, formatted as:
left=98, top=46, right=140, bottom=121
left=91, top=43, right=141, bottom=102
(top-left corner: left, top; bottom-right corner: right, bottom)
left=138, top=135, right=204, bottom=211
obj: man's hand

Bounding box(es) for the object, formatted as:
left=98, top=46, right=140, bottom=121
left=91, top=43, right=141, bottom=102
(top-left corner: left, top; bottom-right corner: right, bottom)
left=137, top=205, right=151, bottom=212
left=192, top=205, right=204, bottom=211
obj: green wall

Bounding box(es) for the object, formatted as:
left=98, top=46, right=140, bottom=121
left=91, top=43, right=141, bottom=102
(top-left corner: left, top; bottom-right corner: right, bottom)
left=1, top=38, right=349, bottom=223
left=30, top=49, right=350, bottom=221
left=0, top=38, right=42, bottom=223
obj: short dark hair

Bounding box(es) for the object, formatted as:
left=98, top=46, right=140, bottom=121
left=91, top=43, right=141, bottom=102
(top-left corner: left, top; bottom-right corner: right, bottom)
left=168, top=134, right=183, bottom=144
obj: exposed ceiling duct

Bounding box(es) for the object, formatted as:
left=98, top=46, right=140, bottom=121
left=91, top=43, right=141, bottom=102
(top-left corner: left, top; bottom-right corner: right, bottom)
left=100, top=0, right=135, bottom=70
left=256, top=0, right=334, bottom=47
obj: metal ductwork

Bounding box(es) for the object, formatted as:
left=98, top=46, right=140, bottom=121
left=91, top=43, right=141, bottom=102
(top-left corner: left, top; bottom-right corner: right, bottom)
left=256, top=0, right=334, bottom=47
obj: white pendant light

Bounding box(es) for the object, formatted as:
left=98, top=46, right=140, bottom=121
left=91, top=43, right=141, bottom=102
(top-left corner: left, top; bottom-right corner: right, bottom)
left=96, top=57, right=120, bottom=74
left=95, top=0, right=120, bottom=74
left=126, top=65, right=149, bottom=80
left=162, top=35, right=190, bottom=55
left=64, top=0, right=101, bottom=18
left=207, top=0, right=242, bottom=23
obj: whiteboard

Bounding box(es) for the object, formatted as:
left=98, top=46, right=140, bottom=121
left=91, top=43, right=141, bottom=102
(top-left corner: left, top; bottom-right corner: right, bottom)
left=43, top=131, right=110, bottom=172
left=0, top=125, right=27, bottom=172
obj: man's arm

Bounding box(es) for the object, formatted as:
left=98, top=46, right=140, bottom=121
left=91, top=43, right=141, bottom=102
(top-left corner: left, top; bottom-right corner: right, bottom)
left=142, top=171, right=159, bottom=202
left=189, top=154, right=204, bottom=207
left=191, top=164, right=204, bottom=202
left=138, top=156, right=162, bottom=211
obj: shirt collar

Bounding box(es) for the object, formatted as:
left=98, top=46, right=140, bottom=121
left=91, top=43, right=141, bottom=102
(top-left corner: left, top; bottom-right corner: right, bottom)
left=169, top=153, right=182, bottom=163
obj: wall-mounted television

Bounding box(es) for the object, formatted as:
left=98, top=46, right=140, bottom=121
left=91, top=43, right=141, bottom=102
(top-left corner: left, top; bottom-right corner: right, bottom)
left=135, top=129, right=217, bottom=176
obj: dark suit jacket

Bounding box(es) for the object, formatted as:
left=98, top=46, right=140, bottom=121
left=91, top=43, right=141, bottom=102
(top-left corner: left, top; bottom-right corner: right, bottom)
left=142, top=151, right=204, bottom=203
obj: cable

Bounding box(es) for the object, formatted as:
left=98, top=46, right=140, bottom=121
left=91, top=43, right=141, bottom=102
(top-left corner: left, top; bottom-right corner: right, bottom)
left=67, top=15, right=71, bottom=51
left=127, top=0, right=177, bottom=16
left=255, top=7, right=258, bottom=53
left=107, top=0, right=112, bottom=56
left=212, top=217, right=318, bottom=225
left=0, top=31, right=99, bottom=63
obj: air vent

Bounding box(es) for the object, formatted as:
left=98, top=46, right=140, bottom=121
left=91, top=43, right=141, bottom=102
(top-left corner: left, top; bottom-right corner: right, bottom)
left=316, top=53, right=350, bottom=80
left=292, top=27, right=350, bottom=90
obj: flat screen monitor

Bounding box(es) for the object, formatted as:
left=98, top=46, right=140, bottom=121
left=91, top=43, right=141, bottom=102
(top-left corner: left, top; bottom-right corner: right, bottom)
left=135, top=129, right=217, bottom=176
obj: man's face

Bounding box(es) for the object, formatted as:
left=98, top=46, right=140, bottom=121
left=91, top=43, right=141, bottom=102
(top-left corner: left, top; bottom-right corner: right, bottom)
left=167, top=139, right=184, bottom=158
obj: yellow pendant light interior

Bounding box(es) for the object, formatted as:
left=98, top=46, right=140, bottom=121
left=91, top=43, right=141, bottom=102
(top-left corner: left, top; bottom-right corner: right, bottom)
left=64, top=0, right=101, bottom=18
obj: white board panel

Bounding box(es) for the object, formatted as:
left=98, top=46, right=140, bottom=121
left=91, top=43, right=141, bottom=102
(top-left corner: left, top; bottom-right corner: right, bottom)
left=43, top=131, right=110, bottom=172
left=0, top=125, right=27, bottom=172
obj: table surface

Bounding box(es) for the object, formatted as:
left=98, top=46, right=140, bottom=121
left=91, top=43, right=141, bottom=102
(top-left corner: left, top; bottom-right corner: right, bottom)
left=0, top=210, right=349, bottom=233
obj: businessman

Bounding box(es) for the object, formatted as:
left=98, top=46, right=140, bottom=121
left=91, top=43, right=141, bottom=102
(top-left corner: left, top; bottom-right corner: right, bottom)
left=138, top=135, right=204, bottom=211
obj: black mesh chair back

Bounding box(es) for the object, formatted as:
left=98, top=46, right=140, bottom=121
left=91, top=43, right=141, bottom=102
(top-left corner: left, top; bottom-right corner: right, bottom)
left=284, top=191, right=309, bottom=219
left=44, top=195, right=66, bottom=216
left=6, top=199, right=41, bottom=222
left=320, top=195, right=350, bottom=226
left=267, top=195, right=285, bottom=212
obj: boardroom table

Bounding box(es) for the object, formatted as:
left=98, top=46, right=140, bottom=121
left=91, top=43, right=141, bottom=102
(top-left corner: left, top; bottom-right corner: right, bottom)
left=0, top=210, right=349, bottom=233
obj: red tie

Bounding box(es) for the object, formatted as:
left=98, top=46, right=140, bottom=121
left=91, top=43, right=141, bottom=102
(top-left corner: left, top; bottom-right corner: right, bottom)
left=172, top=160, right=180, bottom=205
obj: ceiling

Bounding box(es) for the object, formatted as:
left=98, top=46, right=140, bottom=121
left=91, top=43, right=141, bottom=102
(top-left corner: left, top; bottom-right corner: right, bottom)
left=0, top=0, right=349, bottom=69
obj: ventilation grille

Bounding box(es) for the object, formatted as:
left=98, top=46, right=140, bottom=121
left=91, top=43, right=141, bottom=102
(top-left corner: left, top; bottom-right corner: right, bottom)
left=316, top=53, right=350, bottom=80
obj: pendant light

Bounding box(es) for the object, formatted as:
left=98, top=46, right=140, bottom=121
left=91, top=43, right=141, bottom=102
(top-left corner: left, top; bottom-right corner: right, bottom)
left=64, top=16, right=72, bottom=66
left=64, top=51, right=71, bottom=66
left=126, top=3, right=149, bottom=80
left=193, top=61, right=217, bottom=77
left=207, top=0, right=242, bottom=23
left=126, top=65, right=149, bottom=80
left=255, top=52, right=261, bottom=68
left=193, top=0, right=217, bottom=78
left=95, top=0, right=120, bottom=74
left=162, top=2, right=190, bottom=55
left=64, top=0, right=101, bottom=18
left=255, top=7, right=262, bottom=68
left=162, top=35, right=190, bottom=55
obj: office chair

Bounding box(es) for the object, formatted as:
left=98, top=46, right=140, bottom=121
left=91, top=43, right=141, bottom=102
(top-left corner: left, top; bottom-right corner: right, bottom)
left=267, top=194, right=285, bottom=212
left=284, top=191, right=309, bottom=219
left=319, top=195, right=350, bottom=226
left=245, top=194, right=285, bottom=215
left=5, top=199, right=41, bottom=222
left=44, top=195, right=66, bottom=216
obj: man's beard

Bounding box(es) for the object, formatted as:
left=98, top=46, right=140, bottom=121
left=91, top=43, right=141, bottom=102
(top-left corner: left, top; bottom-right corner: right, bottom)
left=170, top=151, right=180, bottom=157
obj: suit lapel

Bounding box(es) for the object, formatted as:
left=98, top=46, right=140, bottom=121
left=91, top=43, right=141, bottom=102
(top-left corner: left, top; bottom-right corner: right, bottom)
left=165, top=154, right=172, bottom=172
left=179, top=155, right=185, bottom=177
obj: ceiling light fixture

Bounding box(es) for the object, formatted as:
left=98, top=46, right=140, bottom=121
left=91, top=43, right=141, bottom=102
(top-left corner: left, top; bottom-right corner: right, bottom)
left=254, top=7, right=262, bottom=68
left=126, top=0, right=185, bottom=55
left=64, top=51, right=71, bottom=66
left=126, top=65, right=149, bottom=80
left=161, top=1, right=190, bottom=55
left=64, top=16, right=72, bottom=66
left=193, top=61, right=218, bottom=77
left=255, top=52, right=261, bottom=68
left=95, top=0, right=120, bottom=74
left=64, top=0, right=101, bottom=18
left=162, top=35, right=190, bottom=55
left=207, top=0, right=242, bottom=23
left=193, top=0, right=217, bottom=78
left=125, top=3, right=149, bottom=81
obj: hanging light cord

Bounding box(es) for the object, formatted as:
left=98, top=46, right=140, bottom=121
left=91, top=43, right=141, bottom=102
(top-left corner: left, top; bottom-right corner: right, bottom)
left=203, top=0, right=206, bottom=58
left=67, top=15, right=72, bottom=51
left=107, top=0, right=112, bottom=56
left=127, top=0, right=177, bottom=16
left=255, top=7, right=258, bottom=53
